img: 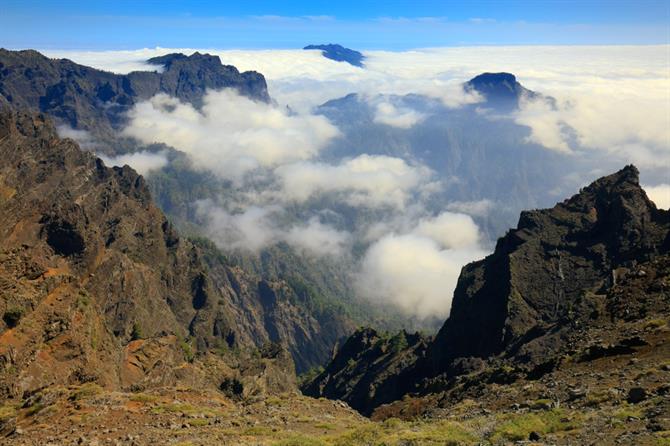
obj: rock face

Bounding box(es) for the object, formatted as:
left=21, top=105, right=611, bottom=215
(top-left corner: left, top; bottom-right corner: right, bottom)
left=430, top=165, right=668, bottom=369
left=302, top=328, right=430, bottom=412
left=0, top=50, right=358, bottom=374
left=0, top=110, right=356, bottom=396
left=465, top=72, right=537, bottom=110
left=0, top=49, right=269, bottom=144
left=304, top=165, right=670, bottom=415
left=304, top=44, right=365, bottom=67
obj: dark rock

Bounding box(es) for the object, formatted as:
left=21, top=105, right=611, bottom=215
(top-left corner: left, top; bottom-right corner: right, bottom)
left=465, top=72, right=538, bottom=110
left=0, top=49, right=270, bottom=149
left=627, top=387, right=647, bottom=404
left=304, top=44, right=364, bottom=67
left=529, top=431, right=541, bottom=441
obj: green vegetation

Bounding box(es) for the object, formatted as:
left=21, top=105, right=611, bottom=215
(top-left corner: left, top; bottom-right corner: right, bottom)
left=178, top=335, right=195, bottom=362
left=0, top=404, right=16, bottom=422
left=274, top=435, right=328, bottom=446
left=298, top=366, right=324, bottom=387
left=69, top=383, right=103, bottom=401
left=130, top=322, right=143, bottom=341
left=490, top=408, right=582, bottom=442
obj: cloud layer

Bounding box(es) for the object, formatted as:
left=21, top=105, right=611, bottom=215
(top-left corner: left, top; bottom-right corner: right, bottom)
left=43, top=45, right=670, bottom=320
left=357, top=212, right=486, bottom=319
left=275, top=155, right=430, bottom=208
left=122, top=89, right=339, bottom=181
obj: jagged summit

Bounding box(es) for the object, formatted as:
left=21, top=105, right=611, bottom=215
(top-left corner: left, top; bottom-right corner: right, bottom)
left=465, top=72, right=537, bottom=110
left=304, top=44, right=365, bottom=67
left=147, top=52, right=229, bottom=71
left=0, top=48, right=270, bottom=146
left=304, top=165, right=670, bottom=417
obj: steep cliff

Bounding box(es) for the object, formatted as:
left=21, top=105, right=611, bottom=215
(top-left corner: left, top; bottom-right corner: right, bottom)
left=0, top=110, right=359, bottom=397
left=304, top=166, right=670, bottom=416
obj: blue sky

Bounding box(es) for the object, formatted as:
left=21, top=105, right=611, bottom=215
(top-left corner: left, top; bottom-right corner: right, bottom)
left=1, top=0, right=668, bottom=49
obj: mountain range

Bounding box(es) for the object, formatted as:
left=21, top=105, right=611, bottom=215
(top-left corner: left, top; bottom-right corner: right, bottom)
left=0, top=47, right=668, bottom=445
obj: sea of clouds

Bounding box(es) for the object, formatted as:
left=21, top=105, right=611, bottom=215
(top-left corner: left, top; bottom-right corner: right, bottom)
left=46, top=45, right=670, bottom=320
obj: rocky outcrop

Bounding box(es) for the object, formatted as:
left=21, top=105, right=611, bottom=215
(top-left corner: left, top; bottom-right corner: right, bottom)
left=302, top=328, right=430, bottom=413
left=465, top=72, right=538, bottom=110
left=304, top=44, right=365, bottom=67
left=304, top=165, right=670, bottom=415
left=0, top=49, right=269, bottom=144
left=430, top=165, right=668, bottom=370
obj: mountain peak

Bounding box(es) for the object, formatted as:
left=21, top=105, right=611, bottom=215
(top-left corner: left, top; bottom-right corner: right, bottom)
left=303, top=44, right=364, bottom=67
left=465, top=72, right=535, bottom=109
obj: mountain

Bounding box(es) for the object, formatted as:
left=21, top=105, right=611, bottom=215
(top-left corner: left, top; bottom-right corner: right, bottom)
left=304, top=44, right=365, bottom=67
left=304, top=165, right=670, bottom=432
left=0, top=109, right=369, bottom=397
left=315, top=78, right=571, bottom=240
left=0, top=49, right=378, bottom=373
left=0, top=49, right=269, bottom=148
left=465, top=72, right=537, bottom=110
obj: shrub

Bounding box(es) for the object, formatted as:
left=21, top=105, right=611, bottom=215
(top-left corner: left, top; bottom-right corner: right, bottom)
left=3, top=308, right=23, bottom=328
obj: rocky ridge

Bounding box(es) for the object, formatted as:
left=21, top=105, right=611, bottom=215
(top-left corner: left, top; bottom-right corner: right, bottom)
left=0, top=49, right=269, bottom=147
left=304, top=165, right=670, bottom=431
left=0, top=109, right=358, bottom=399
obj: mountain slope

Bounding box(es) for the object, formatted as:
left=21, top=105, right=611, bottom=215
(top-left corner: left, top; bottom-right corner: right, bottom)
left=304, top=166, right=670, bottom=422
left=0, top=109, right=367, bottom=396
left=0, top=49, right=269, bottom=148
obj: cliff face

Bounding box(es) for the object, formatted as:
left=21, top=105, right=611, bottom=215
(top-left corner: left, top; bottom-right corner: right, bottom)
left=304, top=165, right=670, bottom=415
left=0, top=49, right=269, bottom=144
left=0, top=110, right=358, bottom=397
left=430, top=165, right=669, bottom=369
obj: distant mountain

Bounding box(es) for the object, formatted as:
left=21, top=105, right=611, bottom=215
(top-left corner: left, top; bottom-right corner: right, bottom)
left=304, top=44, right=365, bottom=67
left=0, top=49, right=269, bottom=148
left=315, top=76, right=571, bottom=240
left=304, top=166, right=670, bottom=417
left=465, top=72, right=537, bottom=110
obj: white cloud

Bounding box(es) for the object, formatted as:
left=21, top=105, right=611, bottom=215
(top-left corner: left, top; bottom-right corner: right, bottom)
left=122, top=89, right=339, bottom=182
left=356, top=211, right=486, bottom=320
left=372, top=100, right=426, bottom=128
left=413, top=212, right=481, bottom=249
left=98, top=151, right=169, bottom=176
left=275, top=155, right=431, bottom=208
left=196, top=202, right=280, bottom=252
left=284, top=217, right=351, bottom=257
left=196, top=201, right=350, bottom=257
left=445, top=199, right=495, bottom=217
left=56, top=125, right=98, bottom=150
left=357, top=232, right=485, bottom=320
left=644, top=184, right=670, bottom=209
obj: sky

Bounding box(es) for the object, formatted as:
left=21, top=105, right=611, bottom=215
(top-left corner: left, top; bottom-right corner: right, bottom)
left=1, top=0, right=669, bottom=50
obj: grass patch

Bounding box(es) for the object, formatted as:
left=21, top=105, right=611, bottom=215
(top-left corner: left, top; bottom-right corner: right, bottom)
left=69, top=383, right=103, bottom=401
left=188, top=418, right=210, bottom=427
left=645, top=318, right=667, bottom=330
left=274, top=435, right=328, bottom=446
left=490, top=409, right=582, bottom=442
left=0, top=405, right=17, bottom=422
left=325, top=420, right=475, bottom=446
left=25, top=402, right=45, bottom=417
left=613, top=405, right=643, bottom=421
left=129, top=393, right=159, bottom=403
left=243, top=426, right=275, bottom=436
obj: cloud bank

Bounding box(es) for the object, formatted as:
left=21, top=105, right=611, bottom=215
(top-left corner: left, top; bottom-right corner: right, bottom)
left=357, top=212, right=486, bottom=319
left=644, top=184, right=670, bottom=209
left=275, top=155, right=431, bottom=208
left=44, top=45, right=669, bottom=320
left=122, top=89, right=340, bottom=181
